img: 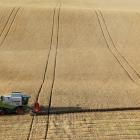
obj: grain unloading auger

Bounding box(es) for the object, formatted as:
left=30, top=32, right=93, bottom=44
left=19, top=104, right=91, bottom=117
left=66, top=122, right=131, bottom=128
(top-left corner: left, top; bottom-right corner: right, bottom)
left=0, top=92, right=48, bottom=115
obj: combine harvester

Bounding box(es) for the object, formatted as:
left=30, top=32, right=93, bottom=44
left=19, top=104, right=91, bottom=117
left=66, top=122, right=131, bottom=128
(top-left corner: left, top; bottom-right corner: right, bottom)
left=0, top=92, right=46, bottom=115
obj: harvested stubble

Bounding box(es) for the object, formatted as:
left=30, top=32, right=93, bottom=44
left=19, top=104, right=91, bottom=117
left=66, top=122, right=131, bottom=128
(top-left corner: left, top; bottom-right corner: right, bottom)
left=0, top=115, right=32, bottom=140
left=47, top=111, right=140, bottom=140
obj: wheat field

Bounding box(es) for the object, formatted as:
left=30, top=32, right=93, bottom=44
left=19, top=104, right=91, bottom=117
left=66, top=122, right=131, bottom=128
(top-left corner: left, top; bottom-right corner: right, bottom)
left=0, top=0, right=140, bottom=139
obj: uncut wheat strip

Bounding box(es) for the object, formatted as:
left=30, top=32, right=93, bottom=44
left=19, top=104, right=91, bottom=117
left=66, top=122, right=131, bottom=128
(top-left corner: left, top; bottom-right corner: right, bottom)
left=1, top=0, right=140, bottom=10
left=101, top=11, right=140, bottom=77
left=0, top=7, right=55, bottom=104
left=0, top=7, right=14, bottom=35
left=38, top=2, right=60, bottom=108
left=0, top=7, right=20, bottom=47
left=95, top=10, right=140, bottom=85
left=50, top=7, right=140, bottom=110
left=0, top=50, right=50, bottom=105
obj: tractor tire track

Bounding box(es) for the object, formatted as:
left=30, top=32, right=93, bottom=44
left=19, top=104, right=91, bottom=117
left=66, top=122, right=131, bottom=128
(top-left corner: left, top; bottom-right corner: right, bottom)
left=44, top=3, right=61, bottom=140
left=0, top=8, right=15, bottom=38
left=35, top=5, right=58, bottom=103
left=0, top=7, right=20, bottom=47
left=100, top=11, right=140, bottom=79
left=27, top=3, right=60, bottom=140
left=95, top=10, right=140, bottom=85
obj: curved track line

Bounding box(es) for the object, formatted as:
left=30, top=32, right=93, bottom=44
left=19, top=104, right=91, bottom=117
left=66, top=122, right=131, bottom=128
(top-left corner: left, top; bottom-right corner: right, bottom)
left=100, top=11, right=140, bottom=79
left=0, top=8, right=15, bottom=38
left=95, top=10, right=139, bottom=85
left=0, top=8, right=20, bottom=47
left=45, top=3, right=61, bottom=140
left=27, top=4, right=59, bottom=140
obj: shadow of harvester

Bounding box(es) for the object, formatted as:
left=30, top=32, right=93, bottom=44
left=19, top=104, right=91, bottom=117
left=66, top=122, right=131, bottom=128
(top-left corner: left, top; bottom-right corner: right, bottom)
left=39, top=106, right=140, bottom=115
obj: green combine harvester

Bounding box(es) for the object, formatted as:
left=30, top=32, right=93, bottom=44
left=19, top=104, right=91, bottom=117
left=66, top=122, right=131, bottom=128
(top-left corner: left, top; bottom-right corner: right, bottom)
left=0, top=92, right=31, bottom=115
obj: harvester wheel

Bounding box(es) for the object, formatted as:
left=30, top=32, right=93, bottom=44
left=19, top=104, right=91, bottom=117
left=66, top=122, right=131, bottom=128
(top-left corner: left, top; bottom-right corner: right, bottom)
left=0, top=110, right=5, bottom=115
left=16, top=107, right=24, bottom=115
